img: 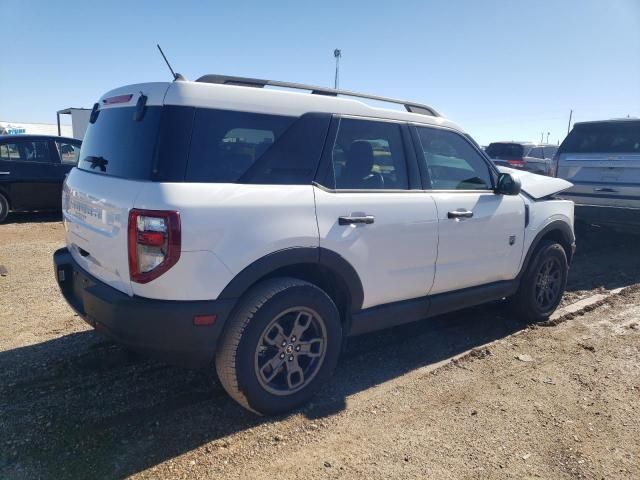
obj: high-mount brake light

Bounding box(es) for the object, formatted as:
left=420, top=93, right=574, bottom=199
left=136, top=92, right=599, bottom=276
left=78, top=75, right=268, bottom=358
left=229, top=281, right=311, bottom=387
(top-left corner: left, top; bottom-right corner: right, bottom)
left=103, top=94, right=133, bottom=105
left=128, top=209, right=181, bottom=284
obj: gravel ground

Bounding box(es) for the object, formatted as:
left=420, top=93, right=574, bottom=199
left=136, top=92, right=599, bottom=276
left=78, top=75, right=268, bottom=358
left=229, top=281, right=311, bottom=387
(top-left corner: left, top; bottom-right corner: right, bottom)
left=1, top=213, right=639, bottom=479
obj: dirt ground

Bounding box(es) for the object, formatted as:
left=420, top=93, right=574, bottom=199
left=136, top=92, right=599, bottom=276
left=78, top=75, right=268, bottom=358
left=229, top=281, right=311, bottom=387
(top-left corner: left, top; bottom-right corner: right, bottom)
left=1, top=213, right=639, bottom=479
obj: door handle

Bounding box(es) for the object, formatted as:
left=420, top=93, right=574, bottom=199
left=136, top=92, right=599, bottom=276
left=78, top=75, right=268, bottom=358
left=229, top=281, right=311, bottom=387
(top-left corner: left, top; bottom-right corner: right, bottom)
left=0, top=171, right=10, bottom=175
left=338, top=215, right=375, bottom=226
left=593, top=187, right=618, bottom=193
left=447, top=209, right=474, bottom=219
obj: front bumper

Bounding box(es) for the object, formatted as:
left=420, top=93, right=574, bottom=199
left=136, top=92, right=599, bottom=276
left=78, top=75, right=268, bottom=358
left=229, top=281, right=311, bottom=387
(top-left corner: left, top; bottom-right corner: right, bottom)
left=53, top=247, right=236, bottom=368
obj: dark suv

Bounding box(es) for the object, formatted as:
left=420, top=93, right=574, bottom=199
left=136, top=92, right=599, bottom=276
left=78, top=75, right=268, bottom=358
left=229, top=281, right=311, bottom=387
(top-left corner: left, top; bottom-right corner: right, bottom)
left=486, top=142, right=558, bottom=176
left=0, top=134, right=81, bottom=222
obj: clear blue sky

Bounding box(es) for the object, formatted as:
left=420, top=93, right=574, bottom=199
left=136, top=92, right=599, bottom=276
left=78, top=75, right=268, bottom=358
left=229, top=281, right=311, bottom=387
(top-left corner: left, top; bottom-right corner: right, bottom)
left=2, top=0, right=639, bottom=145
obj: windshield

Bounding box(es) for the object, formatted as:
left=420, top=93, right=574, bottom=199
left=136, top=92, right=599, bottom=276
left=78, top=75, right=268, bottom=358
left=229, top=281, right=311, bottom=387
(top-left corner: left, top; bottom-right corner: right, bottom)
left=559, top=122, right=640, bottom=154
left=485, top=143, right=525, bottom=159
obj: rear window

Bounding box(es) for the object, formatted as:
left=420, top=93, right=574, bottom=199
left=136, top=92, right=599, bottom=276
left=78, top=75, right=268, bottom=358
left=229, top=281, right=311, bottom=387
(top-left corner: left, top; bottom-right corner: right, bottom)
left=79, top=106, right=164, bottom=179
left=485, top=143, right=525, bottom=159
left=559, top=122, right=640, bottom=154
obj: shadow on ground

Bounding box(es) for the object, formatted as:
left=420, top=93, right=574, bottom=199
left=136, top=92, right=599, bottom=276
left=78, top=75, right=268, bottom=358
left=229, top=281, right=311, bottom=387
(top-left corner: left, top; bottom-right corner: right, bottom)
left=1, top=221, right=638, bottom=478
left=4, top=211, right=62, bottom=224
left=0, top=304, right=525, bottom=479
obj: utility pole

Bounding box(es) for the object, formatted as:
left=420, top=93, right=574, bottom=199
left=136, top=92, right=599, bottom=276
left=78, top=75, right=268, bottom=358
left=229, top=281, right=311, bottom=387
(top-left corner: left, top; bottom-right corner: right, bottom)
left=546, top=132, right=550, bottom=143
left=567, top=109, right=573, bottom=135
left=333, top=49, right=342, bottom=89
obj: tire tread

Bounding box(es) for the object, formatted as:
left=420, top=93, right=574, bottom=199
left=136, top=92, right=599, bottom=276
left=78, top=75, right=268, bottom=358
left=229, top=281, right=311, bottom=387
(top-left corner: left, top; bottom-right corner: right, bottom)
left=215, top=277, right=316, bottom=414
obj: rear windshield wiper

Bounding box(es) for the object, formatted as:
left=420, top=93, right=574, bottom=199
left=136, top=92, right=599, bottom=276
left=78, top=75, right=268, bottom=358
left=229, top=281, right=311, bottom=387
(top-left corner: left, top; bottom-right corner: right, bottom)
left=84, top=156, right=109, bottom=172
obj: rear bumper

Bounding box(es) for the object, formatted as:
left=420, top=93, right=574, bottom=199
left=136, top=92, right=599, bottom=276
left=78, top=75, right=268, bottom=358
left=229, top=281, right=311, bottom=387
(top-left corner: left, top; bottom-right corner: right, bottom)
left=53, top=247, right=236, bottom=368
left=574, top=204, right=640, bottom=230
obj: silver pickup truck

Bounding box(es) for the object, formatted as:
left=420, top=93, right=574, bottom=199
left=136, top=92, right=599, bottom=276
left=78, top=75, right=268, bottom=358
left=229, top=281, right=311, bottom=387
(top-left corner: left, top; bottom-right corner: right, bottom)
left=555, top=119, right=640, bottom=231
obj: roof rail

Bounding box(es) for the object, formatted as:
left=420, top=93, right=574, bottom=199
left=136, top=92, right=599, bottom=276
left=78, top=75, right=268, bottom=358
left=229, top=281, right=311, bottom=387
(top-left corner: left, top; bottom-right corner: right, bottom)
left=196, top=74, right=440, bottom=117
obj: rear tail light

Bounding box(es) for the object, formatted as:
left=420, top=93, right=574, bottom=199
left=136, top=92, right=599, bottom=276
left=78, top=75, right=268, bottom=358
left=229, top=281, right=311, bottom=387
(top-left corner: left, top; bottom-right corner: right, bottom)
left=506, top=159, right=525, bottom=167
left=128, top=209, right=181, bottom=284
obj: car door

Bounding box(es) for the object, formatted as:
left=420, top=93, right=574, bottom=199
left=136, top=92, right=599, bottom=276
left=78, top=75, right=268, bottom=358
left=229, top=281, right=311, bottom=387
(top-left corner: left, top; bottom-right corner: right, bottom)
left=0, top=140, right=22, bottom=202
left=314, top=116, right=439, bottom=309
left=6, top=138, right=62, bottom=210
left=412, top=125, right=525, bottom=295
left=525, top=146, right=547, bottom=175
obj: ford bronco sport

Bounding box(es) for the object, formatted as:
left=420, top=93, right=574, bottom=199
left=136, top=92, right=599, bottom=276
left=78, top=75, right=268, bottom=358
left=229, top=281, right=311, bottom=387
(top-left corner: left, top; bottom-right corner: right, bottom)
left=54, top=75, right=575, bottom=414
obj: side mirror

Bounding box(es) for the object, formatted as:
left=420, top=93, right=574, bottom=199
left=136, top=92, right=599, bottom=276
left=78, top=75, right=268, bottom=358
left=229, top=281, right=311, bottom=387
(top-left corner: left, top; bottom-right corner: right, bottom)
left=496, top=172, right=522, bottom=196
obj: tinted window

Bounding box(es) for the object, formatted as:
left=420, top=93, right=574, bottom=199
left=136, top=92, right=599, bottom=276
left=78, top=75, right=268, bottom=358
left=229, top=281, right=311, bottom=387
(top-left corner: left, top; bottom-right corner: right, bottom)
left=416, top=127, right=493, bottom=190
left=0, top=143, right=17, bottom=161
left=543, top=146, right=558, bottom=159
left=56, top=141, right=81, bottom=164
left=79, top=106, right=162, bottom=179
left=328, top=118, right=408, bottom=190
left=485, top=143, right=524, bottom=159
left=187, top=109, right=295, bottom=183
left=3, top=140, right=52, bottom=163
left=560, top=122, right=640, bottom=154
left=528, top=147, right=544, bottom=159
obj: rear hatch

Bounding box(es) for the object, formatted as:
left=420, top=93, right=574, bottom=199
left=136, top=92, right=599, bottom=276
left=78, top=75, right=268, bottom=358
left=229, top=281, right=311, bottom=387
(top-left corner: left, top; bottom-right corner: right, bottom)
left=62, top=83, right=181, bottom=295
left=485, top=142, right=527, bottom=168
left=556, top=121, right=640, bottom=208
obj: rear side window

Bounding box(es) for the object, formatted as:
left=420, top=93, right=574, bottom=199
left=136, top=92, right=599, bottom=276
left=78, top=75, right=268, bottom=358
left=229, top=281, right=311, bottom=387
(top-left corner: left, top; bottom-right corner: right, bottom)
left=56, top=141, right=81, bottom=164
left=543, top=146, right=558, bottom=159
left=528, top=147, right=543, bottom=159
left=560, top=122, right=640, bottom=154
left=416, top=127, right=493, bottom=190
left=327, top=118, right=409, bottom=190
left=486, top=143, right=524, bottom=159
left=79, top=106, right=163, bottom=179
left=186, top=110, right=295, bottom=183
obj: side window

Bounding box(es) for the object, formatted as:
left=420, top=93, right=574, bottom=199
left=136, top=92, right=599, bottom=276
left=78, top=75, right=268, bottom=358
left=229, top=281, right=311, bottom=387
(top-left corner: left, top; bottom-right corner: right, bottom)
left=543, top=146, right=558, bottom=159
left=56, top=141, right=81, bottom=164
left=330, top=118, right=408, bottom=190
left=528, top=147, right=544, bottom=159
left=187, top=109, right=295, bottom=183
left=0, top=144, right=14, bottom=161
left=416, top=127, right=493, bottom=190
left=12, top=141, right=51, bottom=163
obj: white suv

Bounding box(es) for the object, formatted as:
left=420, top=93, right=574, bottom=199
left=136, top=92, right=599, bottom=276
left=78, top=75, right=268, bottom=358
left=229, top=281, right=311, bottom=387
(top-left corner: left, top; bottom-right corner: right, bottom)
left=54, top=75, right=575, bottom=414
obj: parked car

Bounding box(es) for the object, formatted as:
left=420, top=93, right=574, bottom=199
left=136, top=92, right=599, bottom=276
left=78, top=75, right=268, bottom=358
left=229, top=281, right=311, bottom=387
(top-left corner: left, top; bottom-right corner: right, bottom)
left=486, top=141, right=557, bottom=176
left=53, top=75, right=575, bottom=415
left=0, top=134, right=81, bottom=222
left=554, top=119, right=640, bottom=231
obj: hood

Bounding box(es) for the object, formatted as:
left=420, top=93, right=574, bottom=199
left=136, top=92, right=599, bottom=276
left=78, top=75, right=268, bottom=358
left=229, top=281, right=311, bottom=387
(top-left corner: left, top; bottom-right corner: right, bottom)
left=497, top=166, right=573, bottom=199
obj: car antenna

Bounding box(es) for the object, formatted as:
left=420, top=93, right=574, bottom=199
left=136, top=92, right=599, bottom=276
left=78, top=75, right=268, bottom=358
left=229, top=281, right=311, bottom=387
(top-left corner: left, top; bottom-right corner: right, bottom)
left=156, top=44, right=185, bottom=81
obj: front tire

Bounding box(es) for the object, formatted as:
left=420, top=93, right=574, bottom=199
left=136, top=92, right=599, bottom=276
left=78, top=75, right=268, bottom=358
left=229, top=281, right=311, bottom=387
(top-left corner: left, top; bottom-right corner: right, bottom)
left=0, top=193, right=9, bottom=223
left=510, top=240, right=568, bottom=323
left=216, top=277, right=342, bottom=415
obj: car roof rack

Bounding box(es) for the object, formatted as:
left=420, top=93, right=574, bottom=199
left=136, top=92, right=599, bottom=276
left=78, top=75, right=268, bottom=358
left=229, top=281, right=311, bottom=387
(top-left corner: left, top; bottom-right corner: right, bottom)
left=196, top=74, right=440, bottom=117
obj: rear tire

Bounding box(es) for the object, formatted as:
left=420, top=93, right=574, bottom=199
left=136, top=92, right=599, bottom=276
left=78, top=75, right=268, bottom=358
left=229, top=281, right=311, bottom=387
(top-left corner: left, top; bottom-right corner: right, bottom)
left=216, top=277, right=342, bottom=415
left=0, top=193, right=9, bottom=223
left=509, top=240, right=568, bottom=323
